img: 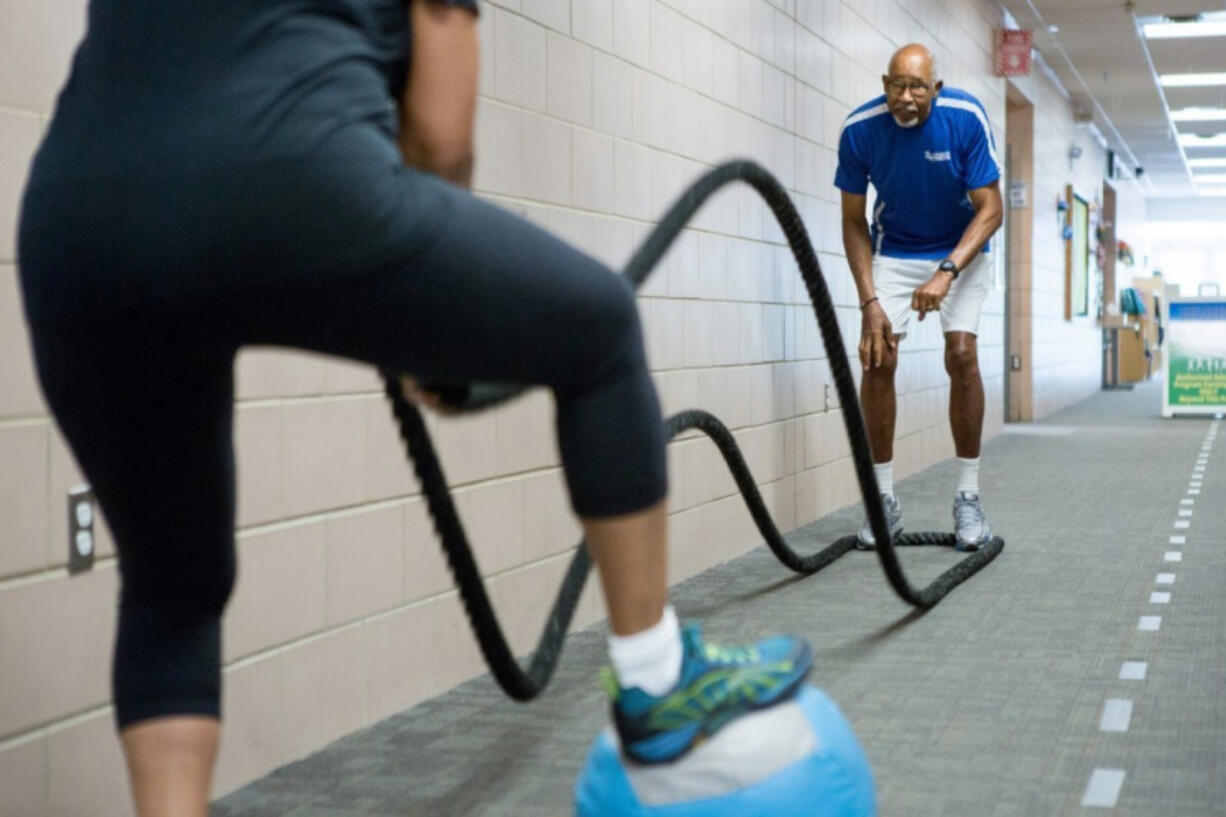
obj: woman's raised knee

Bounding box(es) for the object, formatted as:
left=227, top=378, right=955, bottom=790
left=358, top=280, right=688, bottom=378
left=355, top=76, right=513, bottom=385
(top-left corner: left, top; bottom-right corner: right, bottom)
left=572, top=272, right=646, bottom=380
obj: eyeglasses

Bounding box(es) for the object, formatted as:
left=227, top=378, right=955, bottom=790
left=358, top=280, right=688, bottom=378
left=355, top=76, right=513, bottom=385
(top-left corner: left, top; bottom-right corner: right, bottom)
left=885, top=79, right=933, bottom=97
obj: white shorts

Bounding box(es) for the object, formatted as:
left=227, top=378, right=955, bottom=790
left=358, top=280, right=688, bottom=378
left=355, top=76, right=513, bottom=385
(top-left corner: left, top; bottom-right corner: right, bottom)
left=872, top=253, right=991, bottom=339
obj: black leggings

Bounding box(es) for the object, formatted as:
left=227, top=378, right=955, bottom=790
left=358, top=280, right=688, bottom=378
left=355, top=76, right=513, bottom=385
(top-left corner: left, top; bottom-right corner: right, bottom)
left=27, top=189, right=667, bottom=728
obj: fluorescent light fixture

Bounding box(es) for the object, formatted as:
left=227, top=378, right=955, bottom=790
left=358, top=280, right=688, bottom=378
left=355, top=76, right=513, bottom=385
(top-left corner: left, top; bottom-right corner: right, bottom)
left=1172, top=108, right=1226, bottom=122
left=1179, top=133, right=1226, bottom=148
left=1197, top=187, right=1226, bottom=196
left=1194, top=174, right=1226, bottom=184
left=1161, top=73, right=1226, bottom=87
left=1189, top=157, right=1226, bottom=167
left=1145, top=21, right=1226, bottom=39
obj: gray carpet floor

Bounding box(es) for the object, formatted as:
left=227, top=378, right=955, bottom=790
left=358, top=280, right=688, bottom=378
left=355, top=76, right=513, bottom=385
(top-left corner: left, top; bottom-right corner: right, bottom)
left=213, top=380, right=1225, bottom=816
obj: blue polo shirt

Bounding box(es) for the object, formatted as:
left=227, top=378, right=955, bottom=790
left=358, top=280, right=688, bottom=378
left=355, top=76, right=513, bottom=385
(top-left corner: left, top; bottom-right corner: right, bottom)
left=834, top=87, right=1000, bottom=260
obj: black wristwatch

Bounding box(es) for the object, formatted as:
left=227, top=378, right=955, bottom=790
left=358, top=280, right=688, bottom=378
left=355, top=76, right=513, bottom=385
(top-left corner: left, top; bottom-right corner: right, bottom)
left=937, top=259, right=959, bottom=280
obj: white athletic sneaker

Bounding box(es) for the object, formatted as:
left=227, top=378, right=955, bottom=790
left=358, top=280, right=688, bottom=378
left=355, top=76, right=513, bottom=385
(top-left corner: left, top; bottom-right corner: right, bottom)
left=953, top=492, right=991, bottom=551
left=856, top=494, right=903, bottom=550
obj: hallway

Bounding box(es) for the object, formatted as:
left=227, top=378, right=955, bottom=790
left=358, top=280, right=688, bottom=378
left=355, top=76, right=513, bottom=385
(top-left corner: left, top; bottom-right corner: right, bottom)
left=214, top=380, right=1225, bottom=816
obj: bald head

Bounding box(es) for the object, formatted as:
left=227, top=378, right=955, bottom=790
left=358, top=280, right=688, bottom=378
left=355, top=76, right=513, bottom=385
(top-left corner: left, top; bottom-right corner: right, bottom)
left=887, top=44, right=937, bottom=83
left=882, top=44, right=942, bottom=128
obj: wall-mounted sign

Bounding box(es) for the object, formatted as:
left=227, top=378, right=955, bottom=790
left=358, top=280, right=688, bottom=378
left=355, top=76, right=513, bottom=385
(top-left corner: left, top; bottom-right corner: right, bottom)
left=1008, top=180, right=1029, bottom=208
left=994, top=29, right=1033, bottom=77
left=1164, top=297, right=1226, bottom=417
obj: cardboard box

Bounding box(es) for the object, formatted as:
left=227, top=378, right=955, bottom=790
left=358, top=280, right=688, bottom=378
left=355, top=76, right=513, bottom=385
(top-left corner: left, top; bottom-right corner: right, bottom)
left=1118, top=324, right=1149, bottom=382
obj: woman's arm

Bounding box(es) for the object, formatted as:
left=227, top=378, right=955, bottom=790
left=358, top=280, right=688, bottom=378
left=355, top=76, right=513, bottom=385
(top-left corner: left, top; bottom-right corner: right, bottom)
left=400, top=1, right=479, bottom=187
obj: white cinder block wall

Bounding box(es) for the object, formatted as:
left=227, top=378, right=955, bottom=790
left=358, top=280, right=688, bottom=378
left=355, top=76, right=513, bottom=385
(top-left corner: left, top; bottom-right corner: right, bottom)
left=0, top=1, right=1124, bottom=813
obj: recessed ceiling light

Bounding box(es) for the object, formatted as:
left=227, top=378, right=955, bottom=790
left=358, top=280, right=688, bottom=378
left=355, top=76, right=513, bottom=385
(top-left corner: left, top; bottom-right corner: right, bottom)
left=1189, top=157, right=1226, bottom=167
left=1144, top=21, right=1226, bottom=39
left=1172, top=108, right=1226, bottom=122
left=1048, top=25, right=1059, bottom=34
left=1161, top=72, right=1226, bottom=87
left=1179, top=133, right=1226, bottom=147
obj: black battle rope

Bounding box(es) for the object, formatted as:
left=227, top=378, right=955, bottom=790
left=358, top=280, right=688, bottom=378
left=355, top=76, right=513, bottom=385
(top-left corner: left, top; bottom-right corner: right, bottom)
left=381, top=160, right=1005, bottom=701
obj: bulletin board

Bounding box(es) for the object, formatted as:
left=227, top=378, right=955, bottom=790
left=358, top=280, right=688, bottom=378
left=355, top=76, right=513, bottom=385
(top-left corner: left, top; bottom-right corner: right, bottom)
left=1070, top=195, right=1090, bottom=317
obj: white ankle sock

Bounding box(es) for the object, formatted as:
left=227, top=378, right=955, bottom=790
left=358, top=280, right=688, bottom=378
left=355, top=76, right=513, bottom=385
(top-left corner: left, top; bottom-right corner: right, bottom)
left=956, top=457, right=980, bottom=494
left=873, top=461, right=894, bottom=498
left=607, top=605, right=683, bottom=695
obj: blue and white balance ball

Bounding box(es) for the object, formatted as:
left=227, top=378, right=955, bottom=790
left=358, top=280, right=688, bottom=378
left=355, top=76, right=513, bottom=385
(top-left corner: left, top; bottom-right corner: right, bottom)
left=575, top=686, right=875, bottom=816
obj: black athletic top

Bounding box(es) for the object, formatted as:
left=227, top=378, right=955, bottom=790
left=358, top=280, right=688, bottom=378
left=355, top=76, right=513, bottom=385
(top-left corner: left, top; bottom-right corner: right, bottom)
left=19, top=0, right=479, bottom=321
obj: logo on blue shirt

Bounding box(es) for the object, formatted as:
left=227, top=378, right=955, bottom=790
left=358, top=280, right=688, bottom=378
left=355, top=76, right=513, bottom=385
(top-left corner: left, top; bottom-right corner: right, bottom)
left=924, top=150, right=951, bottom=162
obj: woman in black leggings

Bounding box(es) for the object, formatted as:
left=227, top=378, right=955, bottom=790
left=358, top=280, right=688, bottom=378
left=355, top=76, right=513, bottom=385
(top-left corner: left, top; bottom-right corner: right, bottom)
left=19, top=2, right=811, bottom=813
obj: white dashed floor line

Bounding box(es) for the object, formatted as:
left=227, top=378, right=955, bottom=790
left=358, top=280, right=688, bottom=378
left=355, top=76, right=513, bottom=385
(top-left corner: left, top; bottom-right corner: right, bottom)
left=1082, top=769, right=1126, bottom=808
left=1084, top=424, right=1212, bottom=812
left=1100, top=699, right=1133, bottom=733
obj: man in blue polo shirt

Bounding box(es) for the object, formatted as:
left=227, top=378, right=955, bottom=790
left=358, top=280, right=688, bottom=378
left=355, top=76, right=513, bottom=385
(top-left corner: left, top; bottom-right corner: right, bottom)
left=835, top=43, right=1003, bottom=551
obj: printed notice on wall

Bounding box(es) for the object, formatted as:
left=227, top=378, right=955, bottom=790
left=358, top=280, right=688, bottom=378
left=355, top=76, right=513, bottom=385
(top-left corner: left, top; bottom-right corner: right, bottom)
left=1164, top=298, right=1226, bottom=417
left=1008, top=180, right=1029, bottom=209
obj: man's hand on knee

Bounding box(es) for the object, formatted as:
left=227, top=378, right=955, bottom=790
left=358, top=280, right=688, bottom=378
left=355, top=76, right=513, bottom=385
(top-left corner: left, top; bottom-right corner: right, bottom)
left=858, top=301, right=896, bottom=371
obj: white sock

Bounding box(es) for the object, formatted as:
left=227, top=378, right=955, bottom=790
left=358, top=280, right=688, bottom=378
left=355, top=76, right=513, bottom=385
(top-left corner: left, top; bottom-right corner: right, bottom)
left=607, top=605, right=683, bottom=695
left=956, top=457, right=980, bottom=495
left=873, top=461, right=894, bottom=498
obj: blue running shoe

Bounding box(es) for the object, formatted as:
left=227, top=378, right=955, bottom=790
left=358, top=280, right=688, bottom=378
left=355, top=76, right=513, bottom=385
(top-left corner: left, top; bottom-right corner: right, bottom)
left=606, top=624, right=813, bottom=765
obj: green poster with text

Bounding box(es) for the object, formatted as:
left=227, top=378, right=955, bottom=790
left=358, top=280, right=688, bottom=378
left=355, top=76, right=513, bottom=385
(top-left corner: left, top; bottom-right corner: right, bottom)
left=1166, top=300, right=1226, bottom=415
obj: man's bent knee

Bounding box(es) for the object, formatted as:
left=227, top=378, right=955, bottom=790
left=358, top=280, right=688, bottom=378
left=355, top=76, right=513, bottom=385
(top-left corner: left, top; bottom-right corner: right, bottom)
left=865, top=346, right=900, bottom=379
left=944, top=333, right=979, bottom=376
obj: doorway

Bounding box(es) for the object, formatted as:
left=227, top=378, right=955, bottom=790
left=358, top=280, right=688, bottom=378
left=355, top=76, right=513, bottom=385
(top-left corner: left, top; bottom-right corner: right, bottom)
left=1004, top=83, right=1034, bottom=423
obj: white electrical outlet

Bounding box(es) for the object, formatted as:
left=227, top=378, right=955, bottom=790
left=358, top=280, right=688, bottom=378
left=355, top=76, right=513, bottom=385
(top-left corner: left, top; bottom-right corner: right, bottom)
left=68, top=484, right=96, bottom=574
